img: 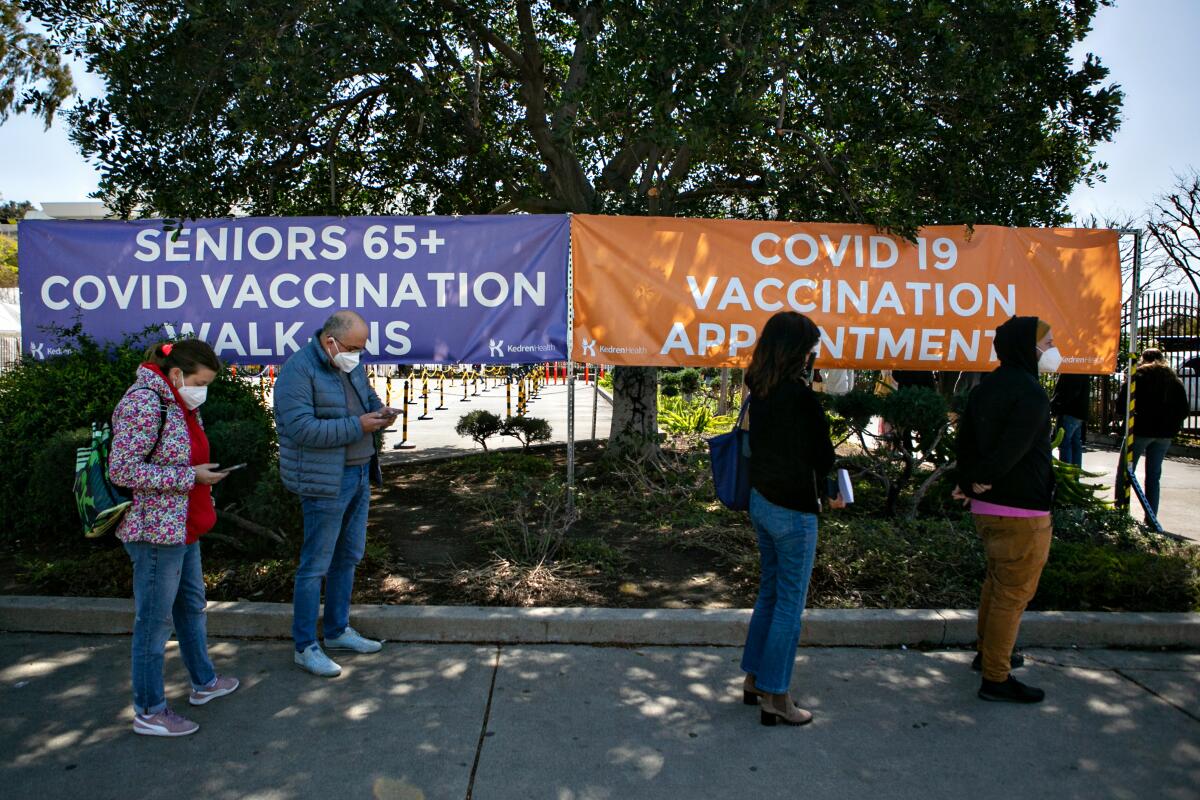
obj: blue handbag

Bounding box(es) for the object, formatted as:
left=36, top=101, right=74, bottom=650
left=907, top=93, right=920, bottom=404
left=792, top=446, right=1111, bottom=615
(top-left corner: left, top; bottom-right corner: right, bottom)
left=708, top=398, right=751, bottom=511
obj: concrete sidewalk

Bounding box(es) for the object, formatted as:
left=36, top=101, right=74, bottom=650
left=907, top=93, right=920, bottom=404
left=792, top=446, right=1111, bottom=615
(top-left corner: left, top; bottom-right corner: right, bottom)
left=1082, top=447, right=1200, bottom=544
left=1, top=633, right=1196, bottom=800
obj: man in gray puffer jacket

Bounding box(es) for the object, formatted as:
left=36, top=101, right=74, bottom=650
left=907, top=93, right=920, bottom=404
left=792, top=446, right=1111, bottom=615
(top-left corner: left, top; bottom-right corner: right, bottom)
left=275, top=310, right=396, bottom=677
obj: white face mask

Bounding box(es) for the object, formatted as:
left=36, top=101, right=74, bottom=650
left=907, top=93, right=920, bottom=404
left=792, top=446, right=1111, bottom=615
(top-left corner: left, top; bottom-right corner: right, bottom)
left=1037, top=346, right=1063, bottom=373
left=329, top=339, right=361, bottom=373
left=176, top=382, right=208, bottom=410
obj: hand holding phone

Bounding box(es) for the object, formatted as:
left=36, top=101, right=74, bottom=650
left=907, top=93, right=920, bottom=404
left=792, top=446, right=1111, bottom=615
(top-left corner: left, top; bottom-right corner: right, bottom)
left=215, top=463, right=247, bottom=474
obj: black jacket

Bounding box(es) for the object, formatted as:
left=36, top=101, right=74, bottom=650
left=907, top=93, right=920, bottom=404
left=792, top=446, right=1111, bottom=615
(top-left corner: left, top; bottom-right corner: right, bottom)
left=748, top=377, right=836, bottom=513
left=956, top=316, right=1054, bottom=512
left=1051, top=373, right=1090, bottom=421
left=1130, top=363, right=1190, bottom=439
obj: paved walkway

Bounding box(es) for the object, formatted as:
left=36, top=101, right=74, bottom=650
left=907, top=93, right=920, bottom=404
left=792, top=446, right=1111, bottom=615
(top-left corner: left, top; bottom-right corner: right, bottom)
left=372, top=377, right=613, bottom=464
left=1, top=633, right=1196, bottom=799
left=1081, top=447, right=1200, bottom=543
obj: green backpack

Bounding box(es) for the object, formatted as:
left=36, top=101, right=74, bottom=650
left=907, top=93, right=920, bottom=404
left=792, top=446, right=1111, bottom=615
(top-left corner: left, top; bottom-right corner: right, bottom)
left=74, top=389, right=167, bottom=538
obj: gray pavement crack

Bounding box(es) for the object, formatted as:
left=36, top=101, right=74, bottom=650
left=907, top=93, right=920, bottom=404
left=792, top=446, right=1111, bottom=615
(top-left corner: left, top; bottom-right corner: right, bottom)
left=1112, top=667, right=1200, bottom=724
left=465, top=645, right=502, bottom=800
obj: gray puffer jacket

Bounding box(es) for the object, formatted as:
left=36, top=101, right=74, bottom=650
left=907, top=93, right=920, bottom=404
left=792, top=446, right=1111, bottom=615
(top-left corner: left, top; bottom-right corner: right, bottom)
left=274, top=334, right=383, bottom=498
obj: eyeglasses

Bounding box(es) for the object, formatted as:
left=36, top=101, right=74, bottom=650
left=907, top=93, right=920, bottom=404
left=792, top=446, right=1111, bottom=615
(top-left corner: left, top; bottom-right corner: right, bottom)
left=329, top=336, right=364, bottom=354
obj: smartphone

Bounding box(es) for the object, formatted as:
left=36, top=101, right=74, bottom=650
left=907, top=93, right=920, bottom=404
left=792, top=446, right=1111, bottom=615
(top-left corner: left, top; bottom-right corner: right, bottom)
left=216, top=463, right=247, bottom=474
left=378, top=407, right=400, bottom=419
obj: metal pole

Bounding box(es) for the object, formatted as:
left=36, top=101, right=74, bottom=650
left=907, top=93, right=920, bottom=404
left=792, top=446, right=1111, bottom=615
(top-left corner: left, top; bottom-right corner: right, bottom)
left=566, top=216, right=576, bottom=519
left=591, top=377, right=599, bottom=440
left=1119, top=229, right=1142, bottom=508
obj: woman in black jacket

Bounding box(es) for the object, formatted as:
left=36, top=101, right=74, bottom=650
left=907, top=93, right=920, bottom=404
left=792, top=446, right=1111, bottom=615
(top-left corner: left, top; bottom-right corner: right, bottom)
left=740, top=311, right=839, bottom=727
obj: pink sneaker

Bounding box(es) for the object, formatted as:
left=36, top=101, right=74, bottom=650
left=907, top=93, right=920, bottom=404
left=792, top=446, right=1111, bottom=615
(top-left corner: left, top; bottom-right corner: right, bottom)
left=189, top=675, right=240, bottom=706
left=133, top=708, right=199, bottom=737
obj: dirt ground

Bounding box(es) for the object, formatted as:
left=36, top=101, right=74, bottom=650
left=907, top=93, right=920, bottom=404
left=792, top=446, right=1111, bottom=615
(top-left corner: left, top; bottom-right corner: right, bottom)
left=357, top=442, right=761, bottom=608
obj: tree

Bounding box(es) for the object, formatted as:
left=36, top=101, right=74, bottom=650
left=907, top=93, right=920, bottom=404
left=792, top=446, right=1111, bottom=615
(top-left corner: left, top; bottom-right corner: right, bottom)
left=0, top=197, right=32, bottom=222
left=1146, top=170, right=1200, bottom=296
left=1, top=2, right=72, bottom=126
left=33, top=0, right=1123, bottom=453
left=0, top=234, right=16, bottom=287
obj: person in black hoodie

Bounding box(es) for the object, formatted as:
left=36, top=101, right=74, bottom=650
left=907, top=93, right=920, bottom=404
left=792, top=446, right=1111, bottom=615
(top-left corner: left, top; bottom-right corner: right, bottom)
left=955, top=316, right=1059, bottom=704
left=1127, top=349, right=1190, bottom=520
left=1051, top=373, right=1090, bottom=467
left=740, top=311, right=840, bottom=727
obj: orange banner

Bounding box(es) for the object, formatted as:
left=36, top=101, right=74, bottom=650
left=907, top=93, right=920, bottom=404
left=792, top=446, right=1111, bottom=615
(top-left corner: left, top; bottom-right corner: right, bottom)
left=571, top=215, right=1121, bottom=373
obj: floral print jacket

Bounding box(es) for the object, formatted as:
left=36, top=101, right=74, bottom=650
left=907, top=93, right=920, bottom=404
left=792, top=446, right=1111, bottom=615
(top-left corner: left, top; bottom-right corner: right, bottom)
left=108, top=365, right=198, bottom=546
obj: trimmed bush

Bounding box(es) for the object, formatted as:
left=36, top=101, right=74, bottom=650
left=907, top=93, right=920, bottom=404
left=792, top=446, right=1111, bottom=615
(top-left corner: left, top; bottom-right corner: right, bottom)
left=456, top=410, right=504, bottom=450
left=502, top=416, right=552, bottom=452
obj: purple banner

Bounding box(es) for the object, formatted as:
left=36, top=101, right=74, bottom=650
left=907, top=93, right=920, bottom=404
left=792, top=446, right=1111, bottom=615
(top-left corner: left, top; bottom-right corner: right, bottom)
left=18, top=215, right=569, bottom=364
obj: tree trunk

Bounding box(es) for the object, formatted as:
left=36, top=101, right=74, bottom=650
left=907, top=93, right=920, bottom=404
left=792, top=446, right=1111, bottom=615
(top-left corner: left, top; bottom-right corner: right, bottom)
left=718, top=367, right=730, bottom=415
left=608, top=366, right=660, bottom=459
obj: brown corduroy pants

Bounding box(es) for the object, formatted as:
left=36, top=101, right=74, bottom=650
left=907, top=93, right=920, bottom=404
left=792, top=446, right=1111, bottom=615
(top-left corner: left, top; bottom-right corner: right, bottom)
left=974, top=513, right=1052, bottom=682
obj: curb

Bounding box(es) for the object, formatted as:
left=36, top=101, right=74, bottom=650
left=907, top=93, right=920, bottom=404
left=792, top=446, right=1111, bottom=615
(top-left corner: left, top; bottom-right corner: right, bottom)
left=1, top=596, right=1197, bottom=648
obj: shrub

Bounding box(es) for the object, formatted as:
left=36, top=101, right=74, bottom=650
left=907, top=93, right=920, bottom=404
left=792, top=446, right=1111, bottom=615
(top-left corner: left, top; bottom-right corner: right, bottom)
left=502, top=416, right=553, bottom=452
left=0, top=327, right=277, bottom=550
left=456, top=410, right=504, bottom=450
left=1035, top=540, right=1200, bottom=612
left=659, top=370, right=682, bottom=397
left=677, top=367, right=702, bottom=397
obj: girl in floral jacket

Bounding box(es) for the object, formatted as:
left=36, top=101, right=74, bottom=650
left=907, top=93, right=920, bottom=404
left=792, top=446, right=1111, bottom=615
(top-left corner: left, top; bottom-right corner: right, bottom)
left=109, top=340, right=239, bottom=737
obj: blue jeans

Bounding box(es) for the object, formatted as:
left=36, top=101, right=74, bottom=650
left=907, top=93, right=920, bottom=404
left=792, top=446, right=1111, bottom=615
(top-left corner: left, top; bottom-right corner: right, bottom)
left=1057, top=415, right=1083, bottom=468
left=125, top=541, right=215, bottom=715
left=293, top=464, right=371, bottom=651
left=1131, top=437, right=1172, bottom=516
left=741, top=489, right=819, bottom=695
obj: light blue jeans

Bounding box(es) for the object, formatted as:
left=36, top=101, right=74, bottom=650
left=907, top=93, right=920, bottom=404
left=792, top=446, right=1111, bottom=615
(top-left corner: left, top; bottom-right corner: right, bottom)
left=293, top=464, right=371, bottom=651
left=741, top=489, right=819, bottom=695
left=1130, top=436, right=1172, bottom=517
left=125, top=541, right=216, bottom=715
left=1057, top=415, right=1084, bottom=468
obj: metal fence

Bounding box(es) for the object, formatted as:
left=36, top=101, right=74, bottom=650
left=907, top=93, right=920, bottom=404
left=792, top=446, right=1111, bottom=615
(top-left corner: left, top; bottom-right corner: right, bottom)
left=0, top=335, right=19, bottom=374
left=1086, top=290, right=1199, bottom=442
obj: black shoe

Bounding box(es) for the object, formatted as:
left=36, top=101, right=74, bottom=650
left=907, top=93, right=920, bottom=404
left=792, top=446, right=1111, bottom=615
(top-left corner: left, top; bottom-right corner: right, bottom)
left=971, top=651, right=1025, bottom=672
left=978, top=676, right=1045, bottom=704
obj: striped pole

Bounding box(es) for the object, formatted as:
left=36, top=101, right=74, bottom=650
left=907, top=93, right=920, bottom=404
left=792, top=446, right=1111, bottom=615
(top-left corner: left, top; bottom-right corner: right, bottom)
left=1122, top=357, right=1138, bottom=508
left=418, top=385, right=431, bottom=420
left=386, top=375, right=393, bottom=406
left=436, top=373, right=447, bottom=410
left=506, top=379, right=512, bottom=418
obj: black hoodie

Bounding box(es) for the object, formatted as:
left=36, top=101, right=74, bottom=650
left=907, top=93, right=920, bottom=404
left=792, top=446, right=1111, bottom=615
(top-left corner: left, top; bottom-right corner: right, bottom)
left=955, top=316, right=1054, bottom=512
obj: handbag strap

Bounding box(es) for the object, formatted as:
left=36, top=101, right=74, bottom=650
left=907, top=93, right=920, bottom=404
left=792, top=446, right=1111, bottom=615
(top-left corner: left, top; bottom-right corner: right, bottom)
left=736, top=396, right=750, bottom=431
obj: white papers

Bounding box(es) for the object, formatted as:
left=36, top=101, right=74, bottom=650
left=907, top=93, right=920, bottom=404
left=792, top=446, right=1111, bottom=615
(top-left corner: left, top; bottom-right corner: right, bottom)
left=837, top=468, right=854, bottom=504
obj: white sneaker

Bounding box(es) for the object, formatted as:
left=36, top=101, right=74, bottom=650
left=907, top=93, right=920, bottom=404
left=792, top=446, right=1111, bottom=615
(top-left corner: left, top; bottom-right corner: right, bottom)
left=294, top=644, right=342, bottom=677
left=324, top=626, right=382, bottom=654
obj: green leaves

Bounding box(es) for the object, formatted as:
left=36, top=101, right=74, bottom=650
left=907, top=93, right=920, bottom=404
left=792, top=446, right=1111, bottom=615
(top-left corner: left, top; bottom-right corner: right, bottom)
left=31, top=0, right=1119, bottom=229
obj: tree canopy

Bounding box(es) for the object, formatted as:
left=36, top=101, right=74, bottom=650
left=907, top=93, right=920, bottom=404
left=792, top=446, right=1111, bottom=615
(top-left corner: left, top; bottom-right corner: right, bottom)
left=35, top=0, right=1121, bottom=231
left=1, top=1, right=73, bottom=127
left=29, top=0, right=1124, bottom=449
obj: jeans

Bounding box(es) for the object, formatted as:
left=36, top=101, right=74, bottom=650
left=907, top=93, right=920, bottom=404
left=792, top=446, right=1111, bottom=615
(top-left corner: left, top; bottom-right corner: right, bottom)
left=293, top=464, right=371, bottom=651
left=125, top=541, right=215, bottom=715
left=1130, top=436, right=1172, bottom=517
left=741, top=489, right=819, bottom=695
left=974, top=514, right=1052, bottom=682
left=1057, top=415, right=1084, bottom=468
